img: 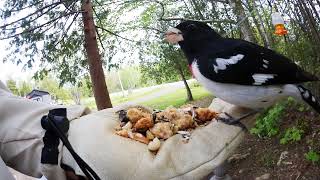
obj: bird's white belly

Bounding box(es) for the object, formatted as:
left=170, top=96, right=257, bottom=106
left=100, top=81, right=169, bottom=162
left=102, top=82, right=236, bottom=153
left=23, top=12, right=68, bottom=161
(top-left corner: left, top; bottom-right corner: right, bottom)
left=200, top=81, right=286, bottom=109
left=191, top=62, right=298, bottom=109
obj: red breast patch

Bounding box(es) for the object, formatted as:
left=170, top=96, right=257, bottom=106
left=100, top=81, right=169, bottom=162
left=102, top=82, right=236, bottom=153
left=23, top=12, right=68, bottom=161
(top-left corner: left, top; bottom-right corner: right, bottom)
left=188, top=64, right=194, bottom=77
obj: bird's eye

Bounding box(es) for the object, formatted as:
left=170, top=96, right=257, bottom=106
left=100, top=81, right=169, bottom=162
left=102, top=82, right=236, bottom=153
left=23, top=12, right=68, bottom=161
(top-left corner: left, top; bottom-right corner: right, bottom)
left=187, top=24, right=197, bottom=30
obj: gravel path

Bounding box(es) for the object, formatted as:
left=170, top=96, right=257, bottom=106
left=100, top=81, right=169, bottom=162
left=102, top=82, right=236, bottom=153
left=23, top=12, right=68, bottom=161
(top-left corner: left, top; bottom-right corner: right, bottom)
left=115, top=79, right=196, bottom=107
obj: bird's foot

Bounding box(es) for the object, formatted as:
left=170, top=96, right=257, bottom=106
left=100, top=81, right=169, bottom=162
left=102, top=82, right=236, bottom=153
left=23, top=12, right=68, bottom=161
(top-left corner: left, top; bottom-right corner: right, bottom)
left=216, top=111, right=258, bottom=131
left=217, top=113, right=248, bottom=130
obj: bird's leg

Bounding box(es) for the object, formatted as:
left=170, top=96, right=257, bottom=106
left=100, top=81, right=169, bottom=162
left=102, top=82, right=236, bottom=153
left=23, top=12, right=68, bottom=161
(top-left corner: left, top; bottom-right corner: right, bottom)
left=217, top=110, right=258, bottom=130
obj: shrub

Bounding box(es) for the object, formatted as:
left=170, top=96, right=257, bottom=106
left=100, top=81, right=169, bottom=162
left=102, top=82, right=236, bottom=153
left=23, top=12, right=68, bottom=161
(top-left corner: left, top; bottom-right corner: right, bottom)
left=280, top=127, right=304, bottom=144
left=305, top=150, right=320, bottom=164
left=250, top=103, right=285, bottom=138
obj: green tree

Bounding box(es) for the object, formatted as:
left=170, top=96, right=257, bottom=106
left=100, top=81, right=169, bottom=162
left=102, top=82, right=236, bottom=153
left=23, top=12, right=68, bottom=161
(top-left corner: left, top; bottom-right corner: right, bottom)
left=37, top=76, right=71, bottom=102
left=2, top=0, right=320, bottom=107
left=78, top=76, right=93, bottom=98
left=119, top=66, right=143, bottom=91
left=18, top=81, right=32, bottom=97
left=140, top=43, right=193, bottom=101
left=0, top=0, right=112, bottom=110
left=6, top=79, right=19, bottom=95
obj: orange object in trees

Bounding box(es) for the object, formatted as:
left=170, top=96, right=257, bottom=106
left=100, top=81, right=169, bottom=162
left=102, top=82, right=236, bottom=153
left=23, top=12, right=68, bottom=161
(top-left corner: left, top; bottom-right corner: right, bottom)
left=274, top=24, right=288, bottom=36
left=272, top=12, right=288, bottom=36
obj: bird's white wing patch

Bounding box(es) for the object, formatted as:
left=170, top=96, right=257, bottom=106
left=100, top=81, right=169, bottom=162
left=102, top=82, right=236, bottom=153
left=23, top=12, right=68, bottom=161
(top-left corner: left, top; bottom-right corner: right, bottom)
left=213, top=54, right=244, bottom=73
left=263, top=59, right=269, bottom=64
left=252, top=74, right=275, bottom=85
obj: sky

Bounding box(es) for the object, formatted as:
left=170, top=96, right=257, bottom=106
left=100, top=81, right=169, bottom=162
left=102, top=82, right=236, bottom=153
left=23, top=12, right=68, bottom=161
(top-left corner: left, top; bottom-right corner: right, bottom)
left=0, top=1, right=37, bottom=83
left=0, top=1, right=145, bottom=84
left=0, top=42, right=37, bottom=83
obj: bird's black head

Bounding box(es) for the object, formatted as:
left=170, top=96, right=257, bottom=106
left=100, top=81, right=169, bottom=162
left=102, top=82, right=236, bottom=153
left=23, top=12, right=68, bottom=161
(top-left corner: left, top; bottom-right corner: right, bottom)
left=165, top=20, right=221, bottom=64
left=165, top=20, right=221, bottom=44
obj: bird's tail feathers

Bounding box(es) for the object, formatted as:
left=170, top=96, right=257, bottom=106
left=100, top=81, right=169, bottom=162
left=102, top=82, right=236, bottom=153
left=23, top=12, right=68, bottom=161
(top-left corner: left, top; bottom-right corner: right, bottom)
left=297, top=85, right=320, bottom=114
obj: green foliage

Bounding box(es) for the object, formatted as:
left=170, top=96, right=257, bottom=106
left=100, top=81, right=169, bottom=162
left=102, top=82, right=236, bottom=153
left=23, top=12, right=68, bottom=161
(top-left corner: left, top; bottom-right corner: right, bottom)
left=37, top=76, right=71, bottom=101
left=2, top=0, right=320, bottom=106
left=250, top=103, right=285, bottom=138
left=84, top=85, right=211, bottom=110
left=142, top=86, right=211, bottom=109
left=305, top=150, right=320, bottom=164
left=119, top=66, right=144, bottom=90
left=0, top=0, right=90, bottom=85
left=18, top=81, right=32, bottom=97
left=190, top=81, right=201, bottom=88
left=105, top=66, right=153, bottom=93
left=0, top=0, right=129, bottom=88
left=140, top=4, right=157, bottom=27
left=6, top=79, right=19, bottom=95
left=280, top=127, right=304, bottom=144
left=140, top=43, right=191, bottom=84
left=77, top=77, right=93, bottom=98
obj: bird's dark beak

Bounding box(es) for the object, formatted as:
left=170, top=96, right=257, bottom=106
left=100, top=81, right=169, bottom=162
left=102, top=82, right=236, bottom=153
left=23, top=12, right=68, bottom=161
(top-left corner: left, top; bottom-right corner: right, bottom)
left=164, top=28, right=183, bottom=44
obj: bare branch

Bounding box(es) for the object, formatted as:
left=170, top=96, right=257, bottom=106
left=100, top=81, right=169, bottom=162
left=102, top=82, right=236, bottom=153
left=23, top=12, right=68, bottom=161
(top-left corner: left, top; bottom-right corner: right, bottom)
left=0, top=2, right=62, bottom=29
left=182, top=0, right=193, bottom=15
left=0, top=11, right=79, bottom=40
left=93, top=0, right=110, bottom=18
left=153, top=0, right=165, bottom=21
left=2, top=3, right=61, bottom=31
left=154, top=0, right=235, bottom=24
left=140, top=26, right=164, bottom=33
left=92, top=6, right=105, bottom=50
left=54, top=12, right=80, bottom=47
left=63, top=0, right=79, bottom=11
left=190, top=0, right=206, bottom=20
left=211, top=0, right=228, bottom=3
left=96, top=27, right=105, bottom=51
left=37, top=19, right=59, bottom=35
left=92, top=0, right=137, bottom=7
left=95, top=25, right=138, bottom=42
left=3, top=1, right=43, bottom=13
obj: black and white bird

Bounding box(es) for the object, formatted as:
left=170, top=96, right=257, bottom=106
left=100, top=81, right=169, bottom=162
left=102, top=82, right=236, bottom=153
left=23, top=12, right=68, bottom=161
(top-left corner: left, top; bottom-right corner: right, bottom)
left=164, top=21, right=320, bottom=124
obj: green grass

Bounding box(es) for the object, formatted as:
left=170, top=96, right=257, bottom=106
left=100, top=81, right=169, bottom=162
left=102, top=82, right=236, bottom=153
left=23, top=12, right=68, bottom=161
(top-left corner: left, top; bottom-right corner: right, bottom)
left=141, top=86, right=211, bottom=110
left=250, top=103, right=285, bottom=138
left=82, top=87, right=163, bottom=109
left=81, top=85, right=211, bottom=110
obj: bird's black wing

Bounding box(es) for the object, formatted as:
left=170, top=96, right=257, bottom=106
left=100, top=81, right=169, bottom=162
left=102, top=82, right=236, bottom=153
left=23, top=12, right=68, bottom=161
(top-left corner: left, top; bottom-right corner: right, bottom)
left=197, top=39, right=318, bottom=85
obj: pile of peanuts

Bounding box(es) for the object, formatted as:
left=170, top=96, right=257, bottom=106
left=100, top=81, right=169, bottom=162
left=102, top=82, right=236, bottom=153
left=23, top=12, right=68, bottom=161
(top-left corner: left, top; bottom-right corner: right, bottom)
left=114, top=106, right=218, bottom=153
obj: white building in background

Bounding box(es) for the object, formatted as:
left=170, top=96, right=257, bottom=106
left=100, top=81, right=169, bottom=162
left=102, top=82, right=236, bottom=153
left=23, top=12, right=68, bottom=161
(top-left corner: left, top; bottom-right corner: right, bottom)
left=26, top=89, right=52, bottom=104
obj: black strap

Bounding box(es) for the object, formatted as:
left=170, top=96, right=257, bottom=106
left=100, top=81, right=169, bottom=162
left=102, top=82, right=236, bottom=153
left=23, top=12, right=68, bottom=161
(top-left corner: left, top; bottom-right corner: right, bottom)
left=46, top=115, right=101, bottom=180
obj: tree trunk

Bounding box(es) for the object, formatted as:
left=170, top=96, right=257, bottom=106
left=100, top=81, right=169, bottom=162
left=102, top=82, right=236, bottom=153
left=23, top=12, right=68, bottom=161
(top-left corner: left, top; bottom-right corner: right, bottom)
left=117, top=70, right=125, bottom=97
left=249, top=0, right=271, bottom=48
left=297, top=0, right=320, bottom=43
left=71, top=90, right=81, bottom=105
left=296, top=6, right=320, bottom=56
left=307, top=0, right=320, bottom=23
left=258, top=0, right=275, bottom=45
left=209, top=0, right=226, bottom=35
left=229, top=0, right=256, bottom=43
left=223, top=3, right=235, bottom=38
left=176, top=63, right=193, bottom=101
left=81, top=0, right=112, bottom=110
left=246, top=0, right=270, bottom=48
left=182, top=0, right=194, bottom=17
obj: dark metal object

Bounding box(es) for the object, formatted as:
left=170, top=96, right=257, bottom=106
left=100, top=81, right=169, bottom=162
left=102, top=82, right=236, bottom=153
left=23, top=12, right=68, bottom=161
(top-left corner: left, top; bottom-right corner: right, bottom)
left=41, top=108, right=101, bottom=180
left=211, top=161, right=232, bottom=180
left=41, top=108, right=69, bottom=165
